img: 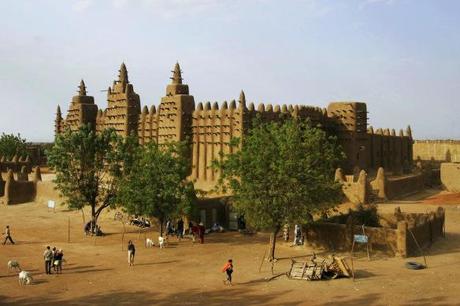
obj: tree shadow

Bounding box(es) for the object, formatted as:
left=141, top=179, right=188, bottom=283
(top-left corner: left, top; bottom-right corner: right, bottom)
left=134, top=260, right=178, bottom=266
left=406, top=295, right=455, bottom=306
left=317, top=293, right=384, bottom=306
left=353, top=269, right=376, bottom=279
left=31, top=279, right=49, bottom=285
left=0, top=287, right=304, bottom=306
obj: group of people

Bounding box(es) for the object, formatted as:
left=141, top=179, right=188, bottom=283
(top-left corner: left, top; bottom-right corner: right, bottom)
left=165, top=218, right=184, bottom=238
left=283, top=224, right=304, bottom=245
left=84, top=221, right=103, bottom=236
left=43, top=246, right=64, bottom=274
left=165, top=219, right=205, bottom=244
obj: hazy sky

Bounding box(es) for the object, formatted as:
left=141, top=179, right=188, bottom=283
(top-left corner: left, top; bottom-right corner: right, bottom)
left=1, top=0, right=459, bottom=142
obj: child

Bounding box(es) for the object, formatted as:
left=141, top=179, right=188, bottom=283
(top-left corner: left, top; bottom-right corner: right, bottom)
left=221, top=259, right=233, bottom=286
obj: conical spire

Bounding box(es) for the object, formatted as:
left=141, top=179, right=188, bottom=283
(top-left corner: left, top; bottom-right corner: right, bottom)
left=56, top=105, right=62, bottom=118
left=119, top=62, right=129, bottom=84
left=238, top=90, right=246, bottom=109
left=405, top=125, right=412, bottom=138
left=78, top=79, right=87, bottom=96
left=171, top=62, right=183, bottom=85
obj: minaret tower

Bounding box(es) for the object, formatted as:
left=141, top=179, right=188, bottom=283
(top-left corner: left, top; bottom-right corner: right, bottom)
left=157, top=62, right=195, bottom=144
left=55, top=105, right=63, bottom=136
left=105, top=63, right=141, bottom=136
left=59, top=79, right=98, bottom=132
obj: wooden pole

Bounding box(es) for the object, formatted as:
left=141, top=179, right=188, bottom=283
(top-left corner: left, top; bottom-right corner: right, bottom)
left=81, top=209, right=86, bottom=226
left=67, top=217, right=70, bottom=243
left=350, top=240, right=355, bottom=280
left=407, top=227, right=427, bottom=267
left=121, top=222, right=126, bottom=251
left=258, top=248, right=268, bottom=273
left=362, top=225, right=371, bottom=261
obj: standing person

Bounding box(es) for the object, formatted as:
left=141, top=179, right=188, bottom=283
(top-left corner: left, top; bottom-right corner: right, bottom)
left=294, top=224, right=302, bottom=245
left=166, top=220, right=171, bottom=236
left=2, top=225, right=15, bottom=245
left=221, top=259, right=234, bottom=286
left=127, top=240, right=136, bottom=266
left=52, top=247, right=57, bottom=272
left=54, top=249, right=64, bottom=274
left=177, top=218, right=184, bottom=239
left=198, top=222, right=205, bottom=244
left=43, top=246, right=53, bottom=274
left=283, top=224, right=290, bottom=242
left=188, top=221, right=194, bottom=235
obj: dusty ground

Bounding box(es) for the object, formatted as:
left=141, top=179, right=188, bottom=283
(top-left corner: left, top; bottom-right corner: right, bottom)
left=1, top=178, right=460, bottom=305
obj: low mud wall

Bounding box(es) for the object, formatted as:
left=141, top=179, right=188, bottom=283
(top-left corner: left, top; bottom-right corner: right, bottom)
left=306, top=207, right=445, bottom=257
left=440, top=163, right=460, bottom=192
left=402, top=207, right=445, bottom=257
left=1, top=168, right=41, bottom=205
left=306, top=220, right=399, bottom=255
left=385, top=174, right=425, bottom=200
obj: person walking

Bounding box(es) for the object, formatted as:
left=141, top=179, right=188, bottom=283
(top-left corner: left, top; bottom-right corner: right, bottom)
left=128, top=240, right=136, bottom=266
left=221, top=259, right=234, bottom=286
left=43, top=246, right=53, bottom=274
left=177, top=218, right=184, bottom=239
left=2, top=225, right=15, bottom=245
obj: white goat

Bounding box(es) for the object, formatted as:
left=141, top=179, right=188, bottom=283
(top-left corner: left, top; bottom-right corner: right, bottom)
left=18, top=271, right=33, bottom=285
left=146, top=238, right=155, bottom=248
left=158, top=236, right=167, bottom=248
left=7, top=260, right=21, bottom=272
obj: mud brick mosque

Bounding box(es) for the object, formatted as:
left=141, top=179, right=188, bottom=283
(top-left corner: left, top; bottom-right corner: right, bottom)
left=55, top=63, right=413, bottom=224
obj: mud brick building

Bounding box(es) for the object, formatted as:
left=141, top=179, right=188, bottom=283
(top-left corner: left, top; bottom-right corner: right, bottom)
left=56, top=63, right=413, bottom=226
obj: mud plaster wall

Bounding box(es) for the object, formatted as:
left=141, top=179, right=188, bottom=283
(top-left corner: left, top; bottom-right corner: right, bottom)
left=440, top=163, right=460, bottom=192
left=306, top=207, right=445, bottom=257
left=385, top=174, right=425, bottom=200
left=305, top=222, right=398, bottom=255
left=58, top=64, right=413, bottom=194
left=404, top=208, right=445, bottom=257
left=413, top=140, right=460, bottom=162
left=4, top=179, right=36, bottom=205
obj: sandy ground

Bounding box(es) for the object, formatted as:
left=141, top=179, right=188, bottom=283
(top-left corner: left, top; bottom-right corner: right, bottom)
left=1, top=178, right=460, bottom=305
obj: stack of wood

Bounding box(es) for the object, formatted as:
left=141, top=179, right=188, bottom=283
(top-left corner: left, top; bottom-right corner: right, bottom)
left=288, top=255, right=352, bottom=281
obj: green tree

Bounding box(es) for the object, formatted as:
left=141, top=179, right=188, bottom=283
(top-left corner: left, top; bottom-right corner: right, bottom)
left=47, top=125, right=137, bottom=232
left=0, top=133, right=27, bottom=159
left=118, top=141, right=196, bottom=237
left=215, top=118, right=344, bottom=260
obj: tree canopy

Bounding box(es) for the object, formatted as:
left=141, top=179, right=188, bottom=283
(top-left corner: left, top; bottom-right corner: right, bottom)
left=215, top=118, right=344, bottom=260
left=0, top=133, right=27, bottom=159
left=117, top=141, right=196, bottom=236
left=47, top=125, right=137, bottom=231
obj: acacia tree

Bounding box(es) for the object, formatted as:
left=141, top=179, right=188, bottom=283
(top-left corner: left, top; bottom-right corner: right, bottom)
left=0, top=133, right=28, bottom=159
left=47, top=125, right=137, bottom=232
left=118, top=141, right=196, bottom=237
left=216, top=118, right=344, bottom=260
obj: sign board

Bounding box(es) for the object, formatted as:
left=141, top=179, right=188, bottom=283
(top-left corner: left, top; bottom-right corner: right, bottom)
left=354, top=234, right=368, bottom=244
left=47, top=200, right=55, bottom=209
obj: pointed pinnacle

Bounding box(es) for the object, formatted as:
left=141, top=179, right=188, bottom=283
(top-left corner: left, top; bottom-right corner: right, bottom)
left=78, top=79, right=87, bottom=96
left=170, top=62, right=182, bottom=85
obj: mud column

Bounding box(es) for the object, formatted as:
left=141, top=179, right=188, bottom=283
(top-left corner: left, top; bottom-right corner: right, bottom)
left=396, top=221, right=408, bottom=257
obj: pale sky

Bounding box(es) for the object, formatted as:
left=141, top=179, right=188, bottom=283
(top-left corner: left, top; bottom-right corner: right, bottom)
left=1, top=0, right=459, bottom=142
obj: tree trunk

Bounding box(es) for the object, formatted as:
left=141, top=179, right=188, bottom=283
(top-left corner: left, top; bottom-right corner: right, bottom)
left=160, top=219, right=164, bottom=237
left=268, top=226, right=281, bottom=262
left=91, top=202, right=96, bottom=233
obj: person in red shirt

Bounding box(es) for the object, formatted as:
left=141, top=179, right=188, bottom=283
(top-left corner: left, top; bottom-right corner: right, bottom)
left=222, top=259, right=233, bottom=286
left=198, top=222, right=205, bottom=244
